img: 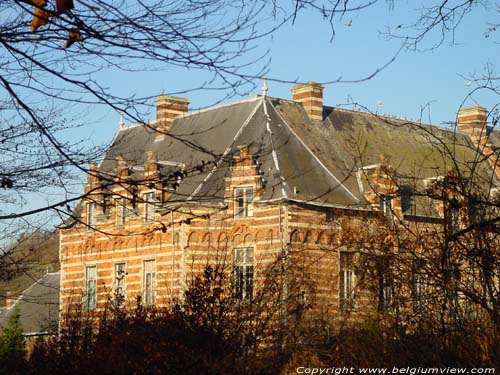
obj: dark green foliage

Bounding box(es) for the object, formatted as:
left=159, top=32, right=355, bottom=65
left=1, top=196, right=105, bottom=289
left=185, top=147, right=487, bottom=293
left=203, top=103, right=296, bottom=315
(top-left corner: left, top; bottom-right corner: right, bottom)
left=0, top=308, right=26, bottom=375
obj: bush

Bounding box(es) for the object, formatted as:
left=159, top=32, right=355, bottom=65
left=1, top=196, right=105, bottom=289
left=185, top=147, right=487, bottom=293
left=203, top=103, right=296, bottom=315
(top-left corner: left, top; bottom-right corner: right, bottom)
left=0, top=308, right=26, bottom=375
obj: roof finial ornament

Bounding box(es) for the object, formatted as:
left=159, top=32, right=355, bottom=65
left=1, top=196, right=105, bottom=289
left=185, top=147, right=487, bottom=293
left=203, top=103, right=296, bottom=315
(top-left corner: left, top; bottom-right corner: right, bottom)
left=118, top=112, right=124, bottom=129
left=261, top=78, right=268, bottom=98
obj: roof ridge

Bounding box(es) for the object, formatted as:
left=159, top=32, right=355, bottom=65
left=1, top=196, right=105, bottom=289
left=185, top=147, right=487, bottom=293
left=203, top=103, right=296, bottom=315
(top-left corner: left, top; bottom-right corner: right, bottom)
left=328, top=106, right=463, bottom=136
left=177, top=95, right=260, bottom=120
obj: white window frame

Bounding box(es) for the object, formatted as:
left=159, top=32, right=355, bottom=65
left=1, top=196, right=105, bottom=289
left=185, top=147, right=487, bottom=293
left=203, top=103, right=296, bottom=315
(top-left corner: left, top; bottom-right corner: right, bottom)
left=144, top=192, right=155, bottom=222
left=412, top=271, right=427, bottom=312
left=234, top=187, right=254, bottom=217
left=143, top=260, right=156, bottom=305
left=85, top=265, right=97, bottom=311
left=114, top=262, right=126, bottom=301
left=234, top=247, right=254, bottom=301
left=116, top=197, right=127, bottom=226
left=379, top=195, right=393, bottom=217
left=86, top=201, right=97, bottom=228
left=339, top=252, right=355, bottom=311
left=379, top=273, right=394, bottom=312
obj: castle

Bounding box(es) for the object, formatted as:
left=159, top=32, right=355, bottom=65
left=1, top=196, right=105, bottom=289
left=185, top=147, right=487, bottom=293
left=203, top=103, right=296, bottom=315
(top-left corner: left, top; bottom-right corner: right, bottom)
left=59, top=82, right=499, bottom=324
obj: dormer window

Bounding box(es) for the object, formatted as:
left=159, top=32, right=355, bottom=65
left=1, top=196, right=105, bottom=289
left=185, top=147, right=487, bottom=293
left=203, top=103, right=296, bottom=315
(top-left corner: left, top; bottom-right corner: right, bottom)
left=144, top=192, right=155, bottom=222
left=234, top=187, right=253, bottom=217
left=379, top=195, right=393, bottom=217
left=116, top=197, right=127, bottom=226
left=86, top=201, right=97, bottom=228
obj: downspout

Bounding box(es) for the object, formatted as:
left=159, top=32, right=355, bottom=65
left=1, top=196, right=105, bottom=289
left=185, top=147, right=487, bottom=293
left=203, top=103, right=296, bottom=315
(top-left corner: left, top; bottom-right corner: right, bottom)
left=171, top=210, right=175, bottom=303
left=279, top=202, right=289, bottom=343
left=58, top=229, right=63, bottom=335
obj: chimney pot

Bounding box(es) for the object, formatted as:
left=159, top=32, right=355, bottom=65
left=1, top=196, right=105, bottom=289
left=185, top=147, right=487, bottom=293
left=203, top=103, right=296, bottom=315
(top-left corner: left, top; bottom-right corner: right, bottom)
left=155, top=95, right=189, bottom=141
left=291, top=82, right=324, bottom=122
left=457, top=106, right=488, bottom=142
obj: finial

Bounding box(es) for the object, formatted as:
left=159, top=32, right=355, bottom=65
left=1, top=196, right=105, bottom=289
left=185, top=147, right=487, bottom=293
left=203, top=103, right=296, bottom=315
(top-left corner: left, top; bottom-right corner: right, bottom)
left=118, top=112, right=124, bottom=129
left=261, top=78, right=268, bottom=98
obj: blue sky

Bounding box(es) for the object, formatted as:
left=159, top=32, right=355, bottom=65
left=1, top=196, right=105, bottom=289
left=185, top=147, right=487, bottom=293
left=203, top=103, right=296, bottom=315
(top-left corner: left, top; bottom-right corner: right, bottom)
left=78, top=1, right=498, bottom=150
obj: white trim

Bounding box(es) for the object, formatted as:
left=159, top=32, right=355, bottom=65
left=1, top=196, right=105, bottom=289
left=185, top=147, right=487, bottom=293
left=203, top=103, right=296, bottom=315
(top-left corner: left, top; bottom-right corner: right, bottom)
left=263, top=97, right=288, bottom=199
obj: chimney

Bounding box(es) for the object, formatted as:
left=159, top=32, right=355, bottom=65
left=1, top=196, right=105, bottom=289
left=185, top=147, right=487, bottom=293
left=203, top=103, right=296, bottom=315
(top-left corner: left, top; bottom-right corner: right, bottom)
left=5, top=291, right=16, bottom=309
left=145, top=151, right=157, bottom=174
left=85, top=162, right=99, bottom=193
left=291, top=82, right=324, bottom=121
left=457, top=106, right=488, bottom=146
left=457, top=105, right=500, bottom=177
left=155, top=95, right=189, bottom=141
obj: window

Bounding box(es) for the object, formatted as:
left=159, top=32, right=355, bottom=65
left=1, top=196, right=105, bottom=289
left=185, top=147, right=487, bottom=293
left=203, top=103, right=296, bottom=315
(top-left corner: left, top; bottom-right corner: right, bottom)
left=114, top=263, right=126, bottom=301
left=116, top=198, right=127, bottom=225
left=412, top=265, right=427, bottom=312
left=144, top=192, right=155, bottom=222
left=86, top=266, right=97, bottom=311
left=401, top=186, right=413, bottom=213
left=234, top=248, right=254, bottom=301
left=447, top=206, right=460, bottom=234
left=376, top=261, right=393, bottom=312
left=86, top=201, right=97, bottom=228
left=339, top=252, right=355, bottom=311
left=379, top=195, right=393, bottom=217
left=326, top=209, right=335, bottom=222
left=234, top=187, right=254, bottom=217
left=143, top=260, right=156, bottom=305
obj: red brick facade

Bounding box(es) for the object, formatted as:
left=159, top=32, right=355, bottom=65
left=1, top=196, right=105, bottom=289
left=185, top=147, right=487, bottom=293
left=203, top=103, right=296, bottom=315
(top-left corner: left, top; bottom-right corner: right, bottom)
left=59, top=88, right=498, bottom=327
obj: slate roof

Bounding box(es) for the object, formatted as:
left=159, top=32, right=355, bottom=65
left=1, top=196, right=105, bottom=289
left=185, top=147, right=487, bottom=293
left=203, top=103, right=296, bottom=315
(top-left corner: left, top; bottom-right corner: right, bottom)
left=0, top=272, right=60, bottom=335
left=95, top=95, right=499, bottom=215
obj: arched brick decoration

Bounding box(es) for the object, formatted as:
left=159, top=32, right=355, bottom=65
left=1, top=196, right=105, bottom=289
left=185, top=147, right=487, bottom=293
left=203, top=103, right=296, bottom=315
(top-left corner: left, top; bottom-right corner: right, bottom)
left=232, top=233, right=241, bottom=245
left=317, top=231, right=330, bottom=245
left=215, top=233, right=228, bottom=252
left=201, top=232, right=212, bottom=248
left=303, top=230, right=313, bottom=243
left=243, top=233, right=253, bottom=245
left=187, top=232, right=199, bottom=247
left=290, top=229, right=299, bottom=244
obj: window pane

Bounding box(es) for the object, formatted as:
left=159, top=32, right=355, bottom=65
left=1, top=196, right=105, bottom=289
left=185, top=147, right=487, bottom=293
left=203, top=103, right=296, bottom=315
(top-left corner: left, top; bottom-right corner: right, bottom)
left=235, top=188, right=244, bottom=216
left=87, top=202, right=96, bottom=227
left=246, top=189, right=254, bottom=216
left=86, top=266, right=97, bottom=310
left=115, top=263, right=126, bottom=299
left=234, top=248, right=254, bottom=301
left=339, top=252, right=355, bottom=311
left=144, top=193, right=155, bottom=221
left=144, top=260, right=156, bottom=305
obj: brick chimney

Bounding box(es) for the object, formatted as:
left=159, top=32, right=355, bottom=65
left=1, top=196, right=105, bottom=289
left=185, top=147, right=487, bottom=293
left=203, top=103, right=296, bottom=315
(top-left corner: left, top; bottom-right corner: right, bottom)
left=457, top=106, right=500, bottom=177
left=145, top=151, right=157, bottom=174
left=457, top=106, right=488, bottom=146
left=291, top=82, right=324, bottom=121
left=155, top=95, right=189, bottom=141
